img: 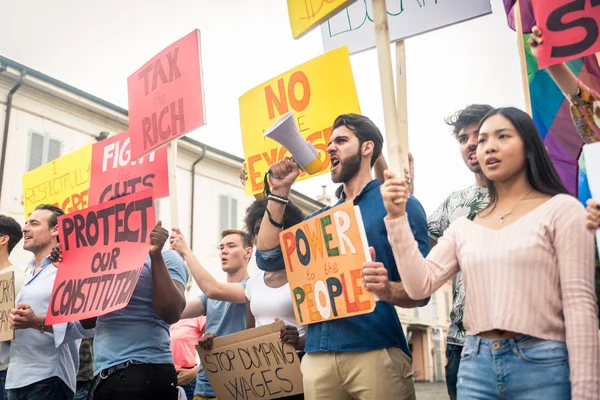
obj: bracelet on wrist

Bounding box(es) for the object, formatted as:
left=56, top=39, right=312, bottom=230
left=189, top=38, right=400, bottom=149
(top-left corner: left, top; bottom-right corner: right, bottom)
left=267, top=194, right=289, bottom=205
left=39, top=315, right=45, bottom=333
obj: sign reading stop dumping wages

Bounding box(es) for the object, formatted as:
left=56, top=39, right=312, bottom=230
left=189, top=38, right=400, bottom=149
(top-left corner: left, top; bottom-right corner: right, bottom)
left=128, top=29, right=206, bottom=159
left=239, top=46, right=360, bottom=196
left=88, top=131, right=169, bottom=206
left=22, top=144, right=92, bottom=218
left=279, top=201, right=375, bottom=325
left=533, top=0, right=600, bottom=68
left=46, top=190, right=156, bottom=324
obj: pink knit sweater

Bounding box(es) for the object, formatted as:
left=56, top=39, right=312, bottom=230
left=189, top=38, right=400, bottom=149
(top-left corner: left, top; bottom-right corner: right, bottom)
left=386, top=194, right=599, bottom=399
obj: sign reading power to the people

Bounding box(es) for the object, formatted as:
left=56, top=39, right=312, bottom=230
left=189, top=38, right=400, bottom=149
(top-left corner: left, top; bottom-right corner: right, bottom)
left=533, top=0, right=600, bottom=68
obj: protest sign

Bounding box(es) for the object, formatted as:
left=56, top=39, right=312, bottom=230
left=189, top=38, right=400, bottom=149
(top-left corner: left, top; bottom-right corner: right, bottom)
left=239, top=47, right=360, bottom=196
left=128, top=29, right=206, bottom=159
left=279, top=201, right=375, bottom=325
left=532, top=0, right=600, bottom=68
left=321, top=0, right=492, bottom=54
left=583, top=142, right=600, bottom=260
left=197, top=321, right=303, bottom=399
left=22, top=144, right=92, bottom=218
left=89, top=131, right=169, bottom=206
left=287, top=0, right=356, bottom=38
left=0, top=271, right=15, bottom=341
left=45, top=190, right=156, bottom=324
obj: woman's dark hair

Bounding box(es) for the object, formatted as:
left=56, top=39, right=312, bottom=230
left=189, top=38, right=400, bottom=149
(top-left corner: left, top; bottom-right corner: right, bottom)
left=478, top=107, right=569, bottom=213
left=244, top=199, right=305, bottom=243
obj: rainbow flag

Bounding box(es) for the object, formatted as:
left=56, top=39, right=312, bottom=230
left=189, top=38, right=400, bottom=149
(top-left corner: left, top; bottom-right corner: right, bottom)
left=503, top=0, right=600, bottom=204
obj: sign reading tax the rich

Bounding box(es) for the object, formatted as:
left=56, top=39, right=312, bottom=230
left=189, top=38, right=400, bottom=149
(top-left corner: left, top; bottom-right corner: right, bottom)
left=46, top=190, right=156, bottom=324
left=279, top=201, right=375, bottom=325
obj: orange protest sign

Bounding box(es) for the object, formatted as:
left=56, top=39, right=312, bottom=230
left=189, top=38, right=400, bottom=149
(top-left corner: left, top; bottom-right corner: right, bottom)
left=239, top=47, right=360, bottom=196
left=279, top=201, right=375, bottom=325
left=287, top=0, right=356, bottom=38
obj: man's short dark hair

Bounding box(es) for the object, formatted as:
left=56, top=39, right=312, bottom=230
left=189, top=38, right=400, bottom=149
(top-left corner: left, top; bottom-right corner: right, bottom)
left=0, top=215, right=22, bottom=254
left=445, top=104, right=494, bottom=138
left=333, top=114, right=384, bottom=167
left=221, top=229, right=253, bottom=249
left=33, top=204, right=65, bottom=228
left=244, top=199, right=305, bottom=243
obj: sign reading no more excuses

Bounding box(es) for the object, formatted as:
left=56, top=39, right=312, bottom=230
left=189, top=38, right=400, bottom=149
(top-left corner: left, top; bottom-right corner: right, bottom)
left=46, top=190, right=156, bottom=324
left=239, top=46, right=360, bottom=196
left=128, top=30, right=206, bottom=159
left=279, top=201, right=375, bottom=324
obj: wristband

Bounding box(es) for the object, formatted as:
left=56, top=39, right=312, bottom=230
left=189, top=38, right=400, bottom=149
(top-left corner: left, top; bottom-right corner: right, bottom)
left=267, top=194, right=289, bottom=205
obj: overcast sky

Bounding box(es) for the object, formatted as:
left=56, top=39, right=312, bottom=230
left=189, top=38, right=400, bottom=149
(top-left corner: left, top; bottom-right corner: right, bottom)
left=0, top=0, right=525, bottom=214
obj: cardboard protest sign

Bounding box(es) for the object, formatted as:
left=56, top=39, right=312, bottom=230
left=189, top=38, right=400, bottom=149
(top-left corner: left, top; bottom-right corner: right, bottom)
left=88, top=131, right=169, bottom=206
left=22, top=144, right=92, bottom=218
left=239, top=47, right=360, bottom=196
left=197, top=321, right=303, bottom=399
left=45, top=190, right=156, bottom=324
left=0, top=271, right=15, bottom=341
left=532, top=0, right=600, bottom=68
left=287, top=0, right=356, bottom=39
left=321, top=0, right=492, bottom=54
left=279, top=201, right=375, bottom=325
left=128, top=29, right=206, bottom=159
left=583, top=142, right=600, bottom=260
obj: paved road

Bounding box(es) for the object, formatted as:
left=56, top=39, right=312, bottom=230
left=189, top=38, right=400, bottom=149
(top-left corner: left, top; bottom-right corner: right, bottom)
left=415, top=382, right=448, bottom=400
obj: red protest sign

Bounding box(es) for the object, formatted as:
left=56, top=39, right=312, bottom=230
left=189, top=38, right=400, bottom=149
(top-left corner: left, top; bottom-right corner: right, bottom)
left=46, top=190, right=156, bottom=324
left=88, top=131, right=169, bottom=206
left=128, top=29, right=206, bottom=159
left=533, top=0, right=600, bottom=68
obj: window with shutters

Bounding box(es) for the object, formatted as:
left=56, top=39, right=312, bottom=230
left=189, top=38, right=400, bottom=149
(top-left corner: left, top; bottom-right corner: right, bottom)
left=218, top=195, right=238, bottom=239
left=26, top=131, right=62, bottom=171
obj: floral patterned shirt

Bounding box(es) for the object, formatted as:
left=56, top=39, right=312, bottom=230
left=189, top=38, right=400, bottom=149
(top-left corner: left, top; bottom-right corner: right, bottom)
left=569, top=82, right=600, bottom=144
left=428, top=185, right=489, bottom=346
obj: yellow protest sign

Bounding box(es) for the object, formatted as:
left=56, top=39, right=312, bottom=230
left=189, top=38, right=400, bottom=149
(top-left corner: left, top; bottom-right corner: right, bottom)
left=279, top=201, right=375, bottom=325
left=287, top=0, right=355, bottom=38
left=22, top=144, right=92, bottom=218
left=239, top=46, right=360, bottom=196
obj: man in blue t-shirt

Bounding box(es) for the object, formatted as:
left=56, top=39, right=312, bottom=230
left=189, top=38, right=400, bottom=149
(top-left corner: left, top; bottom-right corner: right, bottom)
left=256, top=114, right=430, bottom=400
left=175, top=229, right=253, bottom=400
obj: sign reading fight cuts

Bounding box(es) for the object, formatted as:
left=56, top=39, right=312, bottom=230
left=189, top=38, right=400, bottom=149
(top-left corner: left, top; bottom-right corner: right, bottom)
left=127, top=29, right=206, bottom=159
left=279, top=201, right=375, bottom=324
left=88, top=131, right=169, bottom=206
left=22, top=144, right=92, bottom=218
left=46, top=190, right=156, bottom=324
left=197, top=321, right=303, bottom=399
left=239, top=46, right=360, bottom=196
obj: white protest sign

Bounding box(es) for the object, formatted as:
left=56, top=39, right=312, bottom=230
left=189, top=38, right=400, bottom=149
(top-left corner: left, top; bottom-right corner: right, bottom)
left=583, top=142, right=600, bottom=259
left=321, top=0, right=492, bottom=54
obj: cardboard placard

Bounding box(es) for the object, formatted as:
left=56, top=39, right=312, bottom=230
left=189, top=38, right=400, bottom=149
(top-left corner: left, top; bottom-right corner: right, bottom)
left=88, top=131, right=169, bottom=206
left=321, top=0, right=492, bottom=54
left=583, top=142, right=600, bottom=260
left=279, top=201, right=375, bottom=325
left=45, top=190, right=156, bottom=324
left=239, top=47, right=360, bottom=196
left=0, top=271, right=15, bottom=342
left=22, top=144, right=92, bottom=218
left=287, top=0, right=356, bottom=38
left=197, top=321, right=303, bottom=399
left=128, top=30, right=206, bottom=159
left=533, top=0, right=600, bottom=68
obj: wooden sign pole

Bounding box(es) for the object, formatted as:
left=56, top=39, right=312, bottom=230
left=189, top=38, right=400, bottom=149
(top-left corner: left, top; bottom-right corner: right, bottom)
left=395, top=40, right=409, bottom=168
left=372, top=0, right=405, bottom=175
left=168, top=141, right=179, bottom=229
left=515, top=0, right=533, bottom=116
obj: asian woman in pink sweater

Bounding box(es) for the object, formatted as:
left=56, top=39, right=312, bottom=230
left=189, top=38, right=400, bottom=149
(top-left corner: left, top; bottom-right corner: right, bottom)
left=381, top=107, right=598, bottom=399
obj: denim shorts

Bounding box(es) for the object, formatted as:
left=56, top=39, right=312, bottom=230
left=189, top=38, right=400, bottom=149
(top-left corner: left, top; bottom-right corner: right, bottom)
left=457, top=335, right=570, bottom=399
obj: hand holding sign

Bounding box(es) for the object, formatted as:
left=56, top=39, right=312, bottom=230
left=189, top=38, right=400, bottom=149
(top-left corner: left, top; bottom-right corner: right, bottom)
left=199, top=332, right=217, bottom=351
left=149, top=221, right=169, bottom=256
left=381, top=170, right=409, bottom=219
left=9, top=304, right=40, bottom=330
left=586, top=199, right=600, bottom=232
left=362, top=247, right=392, bottom=302
left=527, top=26, right=544, bottom=59
left=279, top=322, right=300, bottom=350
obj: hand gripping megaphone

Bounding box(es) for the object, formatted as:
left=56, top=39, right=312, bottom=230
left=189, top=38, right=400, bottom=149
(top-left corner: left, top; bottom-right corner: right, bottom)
left=264, top=112, right=323, bottom=175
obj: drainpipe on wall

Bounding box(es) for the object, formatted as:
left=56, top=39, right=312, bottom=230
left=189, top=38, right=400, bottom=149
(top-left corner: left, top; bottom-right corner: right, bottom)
left=0, top=69, right=26, bottom=205
left=189, top=144, right=206, bottom=250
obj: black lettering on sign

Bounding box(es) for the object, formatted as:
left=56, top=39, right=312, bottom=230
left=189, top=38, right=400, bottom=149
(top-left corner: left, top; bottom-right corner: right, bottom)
left=99, top=174, right=155, bottom=204
left=547, top=0, right=600, bottom=58
left=0, top=310, right=10, bottom=333
left=142, top=99, right=186, bottom=151
left=0, top=277, right=15, bottom=304
left=138, top=47, right=182, bottom=96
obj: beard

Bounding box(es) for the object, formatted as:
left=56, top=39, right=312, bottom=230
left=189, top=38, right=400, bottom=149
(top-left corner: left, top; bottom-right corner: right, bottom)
left=332, top=150, right=362, bottom=184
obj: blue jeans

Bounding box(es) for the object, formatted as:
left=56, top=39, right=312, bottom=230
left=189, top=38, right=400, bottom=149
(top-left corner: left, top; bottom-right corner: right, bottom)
left=7, top=376, right=74, bottom=400
left=445, top=344, right=462, bottom=400
left=458, top=335, right=571, bottom=399
left=0, top=370, right=7, bottom=400
left=180, top=378, right=196, bottom=400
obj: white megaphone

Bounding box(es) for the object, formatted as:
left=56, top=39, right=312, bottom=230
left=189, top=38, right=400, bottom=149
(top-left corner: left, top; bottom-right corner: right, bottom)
left=264, top=112, right=323, bottom=175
